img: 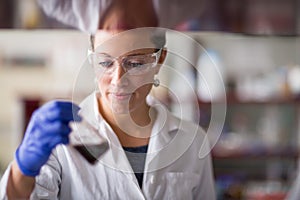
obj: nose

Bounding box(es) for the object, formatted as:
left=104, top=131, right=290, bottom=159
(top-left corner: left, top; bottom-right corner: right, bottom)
left=110, top=61, right=128, bottom=86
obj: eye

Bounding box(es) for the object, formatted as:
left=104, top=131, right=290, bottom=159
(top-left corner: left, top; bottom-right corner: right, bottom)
left=98, top=61, right=113, bottom=68
left=126, top=61, right=144, bottom=68
left=124, top=57, right=146, bottom=68
left=95, top=56, right=114, bottom=68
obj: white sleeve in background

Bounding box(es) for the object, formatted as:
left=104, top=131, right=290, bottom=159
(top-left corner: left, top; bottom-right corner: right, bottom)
left=37, top=0, right=207, bottom=33
left=37, top=0, right=112, bottom=33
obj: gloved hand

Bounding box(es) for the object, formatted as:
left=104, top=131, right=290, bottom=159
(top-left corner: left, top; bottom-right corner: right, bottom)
left=15, top=101, right=82, bottom=177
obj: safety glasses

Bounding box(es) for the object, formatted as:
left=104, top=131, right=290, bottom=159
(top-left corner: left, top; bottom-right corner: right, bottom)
left=91, top=48, right=162, bottom=76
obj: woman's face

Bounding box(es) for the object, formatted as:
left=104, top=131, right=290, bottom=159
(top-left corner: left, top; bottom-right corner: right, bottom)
left=93, top=30, right=165, bottom=115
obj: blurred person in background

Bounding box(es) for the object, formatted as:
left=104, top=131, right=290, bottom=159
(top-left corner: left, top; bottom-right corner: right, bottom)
left=36, top=0, right=208, bottom=33
left=0, top=0, right=215, bottom=199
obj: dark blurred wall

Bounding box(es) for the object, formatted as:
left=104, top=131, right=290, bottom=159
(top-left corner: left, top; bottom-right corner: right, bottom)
left=0, top=0, right=14, bottom=28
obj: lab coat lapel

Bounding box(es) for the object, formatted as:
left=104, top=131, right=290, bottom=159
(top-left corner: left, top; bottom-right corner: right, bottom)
left=100, top=123, right=134, bottom=174
left=80, top=93, right=138, bottom=184
left=100, top=123, right=145, bottom=193
left=144, top=98, right=199, bottom=172
left=144, top=103, right=181, bottom=171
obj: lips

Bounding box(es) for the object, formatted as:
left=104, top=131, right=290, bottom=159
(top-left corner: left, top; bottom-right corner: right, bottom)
left=109, top=92, right=133, bottom=101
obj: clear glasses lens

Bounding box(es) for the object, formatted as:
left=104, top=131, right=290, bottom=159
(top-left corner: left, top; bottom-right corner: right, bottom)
left=92, top=50, right=160, bottom=75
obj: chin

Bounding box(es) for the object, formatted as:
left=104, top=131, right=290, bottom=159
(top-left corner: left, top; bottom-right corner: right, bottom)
left=110, top=100, right=144, bottom=115
left=111, top=105, right=131, bottom=115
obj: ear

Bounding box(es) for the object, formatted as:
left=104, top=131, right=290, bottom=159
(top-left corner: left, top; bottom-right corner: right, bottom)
left=154, top=48, right=167, bottom=74
left=158, top=48, right=167, bottom=64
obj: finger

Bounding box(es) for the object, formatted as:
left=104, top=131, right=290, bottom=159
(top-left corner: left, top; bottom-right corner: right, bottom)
left=61, top=136, right=69, bottom=145
left=46, top=135, right=65, bottom=150
left=44, top=108, right=82, bottom=122
left=37, top=121, right=72, bottom=138
left=31, top=129, right=69, bottom=151
left=35, top=103, right=82, bottom=123
left=42, top=101, right=81, bottom=112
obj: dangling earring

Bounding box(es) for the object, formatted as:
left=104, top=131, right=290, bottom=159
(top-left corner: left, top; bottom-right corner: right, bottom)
left=153, top=77, right=160, bottom=87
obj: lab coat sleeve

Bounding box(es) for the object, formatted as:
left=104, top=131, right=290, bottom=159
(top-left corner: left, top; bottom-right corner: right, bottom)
left=193, top=138, right=216, bottom=200
left=0, top=149, right=62, bottom=200
left=0, top=163, right=12, bottom=200
left=29, top=149, right=62, bottom=200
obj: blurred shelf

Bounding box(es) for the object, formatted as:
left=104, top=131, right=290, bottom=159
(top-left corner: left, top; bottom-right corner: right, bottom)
left=197, top=93, right=300, bottom=105
left=212, top=146, right=300, bottom=159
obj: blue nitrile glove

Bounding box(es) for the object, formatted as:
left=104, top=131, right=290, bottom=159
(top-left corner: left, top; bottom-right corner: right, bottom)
left=15, top=101, right=82, bottom=176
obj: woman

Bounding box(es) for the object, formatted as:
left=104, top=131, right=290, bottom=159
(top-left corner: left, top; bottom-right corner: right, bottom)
left=0, top=1, right=216, bottom=198
left=0, top=28, right=215, bottom=199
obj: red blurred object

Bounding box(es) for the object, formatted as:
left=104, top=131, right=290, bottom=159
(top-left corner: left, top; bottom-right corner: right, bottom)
left=246, top=192, right=286, bottom=200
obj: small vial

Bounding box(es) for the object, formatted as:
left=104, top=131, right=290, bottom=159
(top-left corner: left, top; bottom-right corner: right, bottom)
left=70, top=119, right=109, bottom=164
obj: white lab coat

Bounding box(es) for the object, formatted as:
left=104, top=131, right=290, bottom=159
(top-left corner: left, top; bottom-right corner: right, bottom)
left=0, top=93, right=216, bottom=200
left=37, top=0, right=208, bottom=33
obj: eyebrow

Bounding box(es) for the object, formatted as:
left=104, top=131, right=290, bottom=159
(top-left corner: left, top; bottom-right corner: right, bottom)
left=96, top=52, right=113, bottom=57
left=126, top=53, right=147, bottom=56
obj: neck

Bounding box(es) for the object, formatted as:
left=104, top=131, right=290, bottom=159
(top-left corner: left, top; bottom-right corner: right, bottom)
left=98, top=98, right=156, bottom=144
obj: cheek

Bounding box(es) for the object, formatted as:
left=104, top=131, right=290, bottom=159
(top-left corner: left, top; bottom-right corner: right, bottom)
left=96, top=73, right=155, bottom=93
left=97, top=76, right=110, bottom=91
left=132, top=73, right=155, bottom=87
left=132, top=76, right=154, bottom=96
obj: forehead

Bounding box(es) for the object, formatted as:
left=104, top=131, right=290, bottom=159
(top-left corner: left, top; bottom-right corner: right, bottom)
left=93, top=30, right=157, bottom=56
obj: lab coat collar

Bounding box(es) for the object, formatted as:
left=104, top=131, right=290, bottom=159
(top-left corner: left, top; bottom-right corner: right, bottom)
left=79, top=92, right=134, bottom=174
left=79, top=92, right=181, bottom=173
left=79, top=92, right=180, bottom=140
left=145, top=95, right=180, bottom=154
left=78, top=92, right=101, bottom=127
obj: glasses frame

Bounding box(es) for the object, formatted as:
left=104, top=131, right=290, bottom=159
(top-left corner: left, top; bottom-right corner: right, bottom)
left=89, top=48, right=163, bottom=76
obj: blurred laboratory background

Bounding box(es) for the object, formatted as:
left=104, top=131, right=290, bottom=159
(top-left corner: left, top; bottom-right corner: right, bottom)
left=1, top=0, right=300, bottom=199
